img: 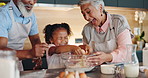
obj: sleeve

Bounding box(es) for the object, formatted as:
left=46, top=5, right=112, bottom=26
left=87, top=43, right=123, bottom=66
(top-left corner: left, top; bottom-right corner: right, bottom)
left=29, top=13, right=39, bottom=36
left=82, top=28, right=88, bottom=45
left=0, top=9, right=11, bottom=38
left=82, top=24, right=92, bottom=45
left=116, top=15, right=132, bottom=36
left=111, top=29, right=132, bottom=62
left=46, top=44, right=55, bottom=67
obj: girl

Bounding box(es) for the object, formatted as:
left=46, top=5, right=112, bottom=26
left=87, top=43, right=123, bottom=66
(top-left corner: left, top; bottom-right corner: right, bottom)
left=43, top=23, right=90, bottom=69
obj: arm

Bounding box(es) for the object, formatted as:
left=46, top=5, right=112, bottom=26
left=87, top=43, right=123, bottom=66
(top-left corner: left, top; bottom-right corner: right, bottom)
left=0, top=37, right=34, bottom=59
left=29, top=34, right=49, bottom=70
left=48, top=45, right=81, bottom=54
left=88, top=29, right=132, bottom=65
left=0, top=37, right=48, bottom=60
left=111, top=29, right=132, bottom=62
left=96, top=29, right=132, bottom=63
left=48, top=45, right=89, bottom=56
left=109, top=15, right=133, bottom=62
left=29, top=34, right=41, bottom=47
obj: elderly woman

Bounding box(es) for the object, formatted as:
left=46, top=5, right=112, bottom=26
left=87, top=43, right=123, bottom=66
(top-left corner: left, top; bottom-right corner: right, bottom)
left=79, top=0, right=133, bottom=64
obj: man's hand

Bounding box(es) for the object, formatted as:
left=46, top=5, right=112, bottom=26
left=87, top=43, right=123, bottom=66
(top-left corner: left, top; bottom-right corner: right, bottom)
left=32, top=57, right=42, bottom=70
left=31, top=43, right=48, bottom=70
left=30, top=43, right=48, bottom=58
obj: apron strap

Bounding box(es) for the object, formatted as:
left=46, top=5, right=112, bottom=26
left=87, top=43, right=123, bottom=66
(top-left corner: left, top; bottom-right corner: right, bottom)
left=9, top=5, right=15, bottom=23
left=108, top=14, right=116, bottom=39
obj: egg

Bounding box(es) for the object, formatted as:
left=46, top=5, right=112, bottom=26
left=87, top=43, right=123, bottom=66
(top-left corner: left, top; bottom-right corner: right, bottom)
left=81, top=49, right=87, bottom=55
left=66, top=73, right=75, bottom=78
left=69, top=72, right=75, bottom=75
left=79, top=73, right=87, bottom=78
left=144, top=69, right=148, bottom=77
left=59, top=72, right=65, bottom=78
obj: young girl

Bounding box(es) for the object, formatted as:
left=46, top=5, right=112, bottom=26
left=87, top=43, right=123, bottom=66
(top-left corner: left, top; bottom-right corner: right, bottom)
left=43, top=23, right=90, bottom=69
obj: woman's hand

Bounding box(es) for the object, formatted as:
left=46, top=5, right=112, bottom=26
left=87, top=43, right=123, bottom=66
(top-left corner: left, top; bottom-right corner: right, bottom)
left=87, top=52, right=113, bottom=66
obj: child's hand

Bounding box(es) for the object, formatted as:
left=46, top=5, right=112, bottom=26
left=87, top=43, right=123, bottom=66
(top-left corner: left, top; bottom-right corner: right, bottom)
left=72, top=47, right=87, bottom=55
left=79, top=45, right=92, bottom=54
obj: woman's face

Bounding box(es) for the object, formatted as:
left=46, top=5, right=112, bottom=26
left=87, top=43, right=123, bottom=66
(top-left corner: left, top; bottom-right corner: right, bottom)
left=50, top=28, right=68, bottom=46
left=80, top=3, right=102, bottom=27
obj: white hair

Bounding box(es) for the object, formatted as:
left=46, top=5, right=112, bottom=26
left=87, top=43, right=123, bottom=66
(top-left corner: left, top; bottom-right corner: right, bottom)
left=78, top=0, right=105, bottom=10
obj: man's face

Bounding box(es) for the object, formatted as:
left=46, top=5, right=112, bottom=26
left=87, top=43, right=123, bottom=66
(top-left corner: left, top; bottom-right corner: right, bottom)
left=21, top=0, right=37, bottom=12
left=17, top=0, right=37, bottom=17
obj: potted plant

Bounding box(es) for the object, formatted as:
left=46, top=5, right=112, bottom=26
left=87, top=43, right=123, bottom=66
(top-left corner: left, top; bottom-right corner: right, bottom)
left=134, top=11, right=146, bottom=50
left=136, top=31, right=146, bottom=50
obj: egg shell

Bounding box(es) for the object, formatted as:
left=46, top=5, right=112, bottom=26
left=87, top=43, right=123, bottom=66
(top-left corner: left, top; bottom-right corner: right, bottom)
left=145, top=69, right=148, bottom=77
left=81, top=49, right=87, bottom=55
left=69, top=72, right=75, bottom=75
left=79, top=73, right=87, bottom=78
left=59, top=72, right=65, bottom=78
left=66, top=73, right=75, bottom=78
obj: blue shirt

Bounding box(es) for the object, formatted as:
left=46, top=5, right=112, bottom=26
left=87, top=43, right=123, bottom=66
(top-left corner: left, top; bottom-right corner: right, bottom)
left=0, top=0, right=38, bottom=38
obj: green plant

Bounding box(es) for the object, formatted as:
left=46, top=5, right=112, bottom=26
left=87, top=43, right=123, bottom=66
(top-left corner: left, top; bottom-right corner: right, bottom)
left=137, top=31, right=146, bottom=43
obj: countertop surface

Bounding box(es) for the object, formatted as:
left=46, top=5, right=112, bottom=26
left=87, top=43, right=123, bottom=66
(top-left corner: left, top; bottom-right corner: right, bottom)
left=20, top=66, right=147, bottom=78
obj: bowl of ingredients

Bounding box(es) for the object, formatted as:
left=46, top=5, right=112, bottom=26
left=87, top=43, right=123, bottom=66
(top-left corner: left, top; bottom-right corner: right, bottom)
left=61, top=52, right=96, bottom=72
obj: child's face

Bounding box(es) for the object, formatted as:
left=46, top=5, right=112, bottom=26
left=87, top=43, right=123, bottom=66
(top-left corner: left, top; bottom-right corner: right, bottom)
left=50, top=28, right=68, bottom=46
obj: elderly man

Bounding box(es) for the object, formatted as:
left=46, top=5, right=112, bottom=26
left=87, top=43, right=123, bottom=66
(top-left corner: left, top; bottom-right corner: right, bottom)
left=0, top=0, right=48, bottom=70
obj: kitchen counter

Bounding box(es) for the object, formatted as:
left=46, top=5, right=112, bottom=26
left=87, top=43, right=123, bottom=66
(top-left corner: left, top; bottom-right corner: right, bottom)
left=21, top=66, right=147, bottom=78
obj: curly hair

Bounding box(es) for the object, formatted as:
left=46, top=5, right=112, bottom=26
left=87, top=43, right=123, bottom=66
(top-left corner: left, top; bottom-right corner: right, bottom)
left=43, top=23, right=72, bottom=44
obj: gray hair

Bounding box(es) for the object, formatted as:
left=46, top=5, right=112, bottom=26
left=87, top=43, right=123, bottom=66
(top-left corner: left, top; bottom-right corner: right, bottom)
left=78, top=0, right=105, bottom=10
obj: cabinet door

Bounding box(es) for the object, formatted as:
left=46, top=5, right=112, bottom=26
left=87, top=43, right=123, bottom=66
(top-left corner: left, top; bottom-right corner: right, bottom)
left=118, top=0, right=144, bottom=8
left=0, top=0, right=9, bottom=2
left=55, top=0, right=79, bottom=5
left=1, top=0, right=9, bottom=1
left=104, top=0, right=117, bottom=7
left=144, top=0, right=148, bottom=9
left=37, top=0, right=54, bottom=4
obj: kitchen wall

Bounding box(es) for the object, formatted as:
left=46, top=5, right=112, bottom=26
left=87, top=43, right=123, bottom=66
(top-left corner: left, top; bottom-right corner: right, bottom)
left=24, top=6, right=148, bottom=49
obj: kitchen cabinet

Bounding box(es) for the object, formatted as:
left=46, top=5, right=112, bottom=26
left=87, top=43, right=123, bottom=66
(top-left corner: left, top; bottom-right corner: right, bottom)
left=55, top=0, right=79, bottom=5
left=144, top=0, right=148, bottom=9
left=118, top=0, right=144, bottom=8
left=37, top=0, right=54, bottom=4
left=36, top=0, right=147, bottom=9
left=0, top=0, right=9, bottom=2
left=54, top=0, right=118, bottom=6
left=104, top=0, right=117, bottom=7
left=0, top=0, right=9, bottom=1
left=37, top=0, right=79, bottom=5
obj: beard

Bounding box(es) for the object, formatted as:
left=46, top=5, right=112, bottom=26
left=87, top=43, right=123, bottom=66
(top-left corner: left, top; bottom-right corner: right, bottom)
left=17, top=1, right=33, bottom=17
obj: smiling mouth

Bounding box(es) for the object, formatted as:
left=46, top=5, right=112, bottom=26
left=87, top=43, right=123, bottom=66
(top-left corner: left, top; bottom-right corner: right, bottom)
left=90, top=19, right=95, bottom=24
left=25, top=6, right=32, bottom=11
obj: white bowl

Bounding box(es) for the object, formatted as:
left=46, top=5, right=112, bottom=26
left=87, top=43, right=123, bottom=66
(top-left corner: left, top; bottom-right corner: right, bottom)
left=100, top=64, right=116, bottom=74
